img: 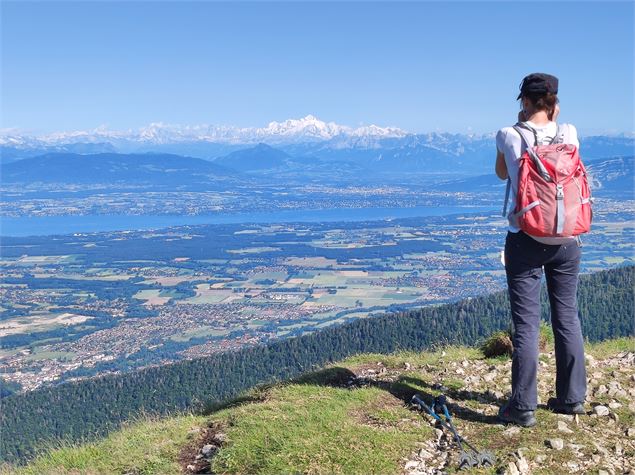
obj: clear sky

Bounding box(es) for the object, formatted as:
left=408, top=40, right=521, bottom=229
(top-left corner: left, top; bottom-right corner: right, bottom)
left=2, top=1, right=633, bottom=135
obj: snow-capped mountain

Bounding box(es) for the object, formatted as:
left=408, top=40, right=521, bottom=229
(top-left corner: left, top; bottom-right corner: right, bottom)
left=0, top=115, right=408, bottom=149
left=2, top=117, right=632, bottom=173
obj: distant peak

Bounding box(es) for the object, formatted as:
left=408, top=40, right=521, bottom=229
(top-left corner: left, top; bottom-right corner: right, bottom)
left=1, top=116, right=409, bottom=147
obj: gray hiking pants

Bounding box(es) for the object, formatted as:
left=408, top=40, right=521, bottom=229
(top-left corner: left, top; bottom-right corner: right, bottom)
left=504, top=230, right=587, bottom=411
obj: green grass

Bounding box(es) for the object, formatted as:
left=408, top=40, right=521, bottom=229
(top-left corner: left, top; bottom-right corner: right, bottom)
left=6, top=336, right=634, bottom=475
left=586, top=336, right=635, bottom=359
left=208, top=383, right=430, bottom=475
left=339, top=345, right=482, bottom=370
left=4, top=413, right=206, bottom=475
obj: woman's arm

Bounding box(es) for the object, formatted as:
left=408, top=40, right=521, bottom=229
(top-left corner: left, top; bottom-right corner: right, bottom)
left=495, top=149, right=508, bottom=180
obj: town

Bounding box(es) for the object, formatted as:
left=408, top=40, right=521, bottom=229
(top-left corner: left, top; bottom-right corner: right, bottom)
left=1, top=197, right=632, bottom=394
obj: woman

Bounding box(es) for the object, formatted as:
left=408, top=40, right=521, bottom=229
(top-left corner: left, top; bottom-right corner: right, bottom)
left=494, top=73, right=587, bottom=427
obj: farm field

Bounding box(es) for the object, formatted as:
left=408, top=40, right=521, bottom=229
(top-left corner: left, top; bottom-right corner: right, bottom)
left=1, top=201, right=633, bottom=394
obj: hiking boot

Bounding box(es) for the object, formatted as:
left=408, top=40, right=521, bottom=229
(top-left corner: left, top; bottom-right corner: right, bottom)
left=547, top=397, right=585, bottom=415
left=498, top=402, right=537, bottom=427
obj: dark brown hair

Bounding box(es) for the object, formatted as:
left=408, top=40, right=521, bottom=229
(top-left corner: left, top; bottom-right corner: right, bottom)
left=520, top=92, right=559, bottom=120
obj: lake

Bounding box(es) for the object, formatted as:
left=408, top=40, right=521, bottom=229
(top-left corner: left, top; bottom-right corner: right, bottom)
left=1, top=205, right=496, bottom=237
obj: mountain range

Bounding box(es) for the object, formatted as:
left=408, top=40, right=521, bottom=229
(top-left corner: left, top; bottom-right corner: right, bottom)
left=1, top=153, right=241, bottom=187
left=3, top=144, right=632, bottom=197
left=430, top=156, right=634, bottom=198
left=3, top=116, right=633, bottom=165
left=0, top=115, right=406, bottom=151
left=2, top=116, right=633, bottom=191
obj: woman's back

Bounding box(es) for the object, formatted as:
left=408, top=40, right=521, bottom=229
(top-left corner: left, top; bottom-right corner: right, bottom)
left=496, top=120, right=580, bottom=244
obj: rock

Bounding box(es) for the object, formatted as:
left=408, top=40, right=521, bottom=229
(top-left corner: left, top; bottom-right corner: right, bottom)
left=213, top=432, right=227, bottom=444
left=598, top=470, right=610, bottom=475
left=503, top=426, right=521, bottom=437
left=404, top=460, right=419, bottom=470
left=614, top=389, right=628, bottom=399
left=615, top=442, right=624, bottom=456
left=186, top=465, right=196, bottom=472
left=418, top=448, right=433, bottom=459
left=627, top=427, right=635, bottom=438
left=556, top=413, right=574, bottom=421
left=557, top=420, right=573, bottom=434
left=461, top=360, right=469, bottom=367
left=516, top=456, right=530, bottom=474
left=546, top=438, right=564, bottom=450
left=592, top=441, right=610, bottom=456
left=506, top=461, right=521, bottom=475
left=404, top=362, right=412, bottom=370
left=484, top=372, right=496, bottom=382
left=596, top=384, right=608, bottom=395
left=535, top=454, right=546, bottom=463
left=201, top=444, right=218, bottom=458
left=593, top=405, right=610, bottom=417
left=608, top=401, right=622, bottom=409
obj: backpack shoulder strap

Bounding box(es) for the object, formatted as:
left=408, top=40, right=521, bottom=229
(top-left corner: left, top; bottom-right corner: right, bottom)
left=551, top=122, right=570, bottom=144
left=513, top=122, right=538, bottom=148
left=512, top=123, right=553, bottom=182
left=502, top=124, right=533, bottom=218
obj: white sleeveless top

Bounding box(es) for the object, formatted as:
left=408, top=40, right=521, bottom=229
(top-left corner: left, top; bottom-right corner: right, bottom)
left=496, top=120, right=580, bottom=245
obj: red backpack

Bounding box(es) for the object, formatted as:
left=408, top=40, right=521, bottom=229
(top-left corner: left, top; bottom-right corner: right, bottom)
left=503, top=122, right=593, bottom=237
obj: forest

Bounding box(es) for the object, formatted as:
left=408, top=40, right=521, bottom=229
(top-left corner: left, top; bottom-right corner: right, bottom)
left=1, top=265, right=632, bottom=464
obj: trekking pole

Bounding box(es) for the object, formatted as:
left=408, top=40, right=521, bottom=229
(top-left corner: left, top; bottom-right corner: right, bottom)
left=411, top=394, right=496, bottom=470
left=433, top=395, right=496, bottom=468
left=411, top=394, right=478, bottom=470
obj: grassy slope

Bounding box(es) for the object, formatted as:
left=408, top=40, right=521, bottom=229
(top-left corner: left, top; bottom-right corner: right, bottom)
left=3, top=337, right=634, bottom=475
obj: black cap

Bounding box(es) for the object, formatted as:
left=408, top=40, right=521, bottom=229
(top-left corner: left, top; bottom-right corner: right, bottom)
left=517, top=73, right=559, bottom=99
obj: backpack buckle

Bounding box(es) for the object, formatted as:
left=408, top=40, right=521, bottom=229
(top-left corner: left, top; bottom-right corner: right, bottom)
left=556, top=184, right=564, bottom=200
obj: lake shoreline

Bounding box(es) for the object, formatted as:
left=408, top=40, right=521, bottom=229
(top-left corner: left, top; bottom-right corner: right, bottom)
left=1, top=205, right=497, bottom=237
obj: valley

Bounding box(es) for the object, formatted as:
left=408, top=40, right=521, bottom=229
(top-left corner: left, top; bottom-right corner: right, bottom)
left=1, top=200, right=632, bottom=394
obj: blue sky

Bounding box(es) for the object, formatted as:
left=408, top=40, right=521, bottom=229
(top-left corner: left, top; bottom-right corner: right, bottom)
left=2, top=1, right=633, bottom=135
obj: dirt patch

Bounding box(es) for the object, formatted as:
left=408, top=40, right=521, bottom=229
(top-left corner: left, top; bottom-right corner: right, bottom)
left=348, top=391, right=407, bottom=430
left=178, top=420, right=228, bottom=474
left=348, top=361, right=388, bottom=377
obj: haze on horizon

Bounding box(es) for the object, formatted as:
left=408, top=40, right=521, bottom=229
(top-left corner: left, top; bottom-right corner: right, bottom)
left=1, top=1, right=633, bottom=136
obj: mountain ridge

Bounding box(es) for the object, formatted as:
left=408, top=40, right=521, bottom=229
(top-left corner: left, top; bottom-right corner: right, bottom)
left=3, top=115, right=633, bottom=153
left=6, top=336, right=634, bottom=475
left=1, top=152, right=242, bottom=185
